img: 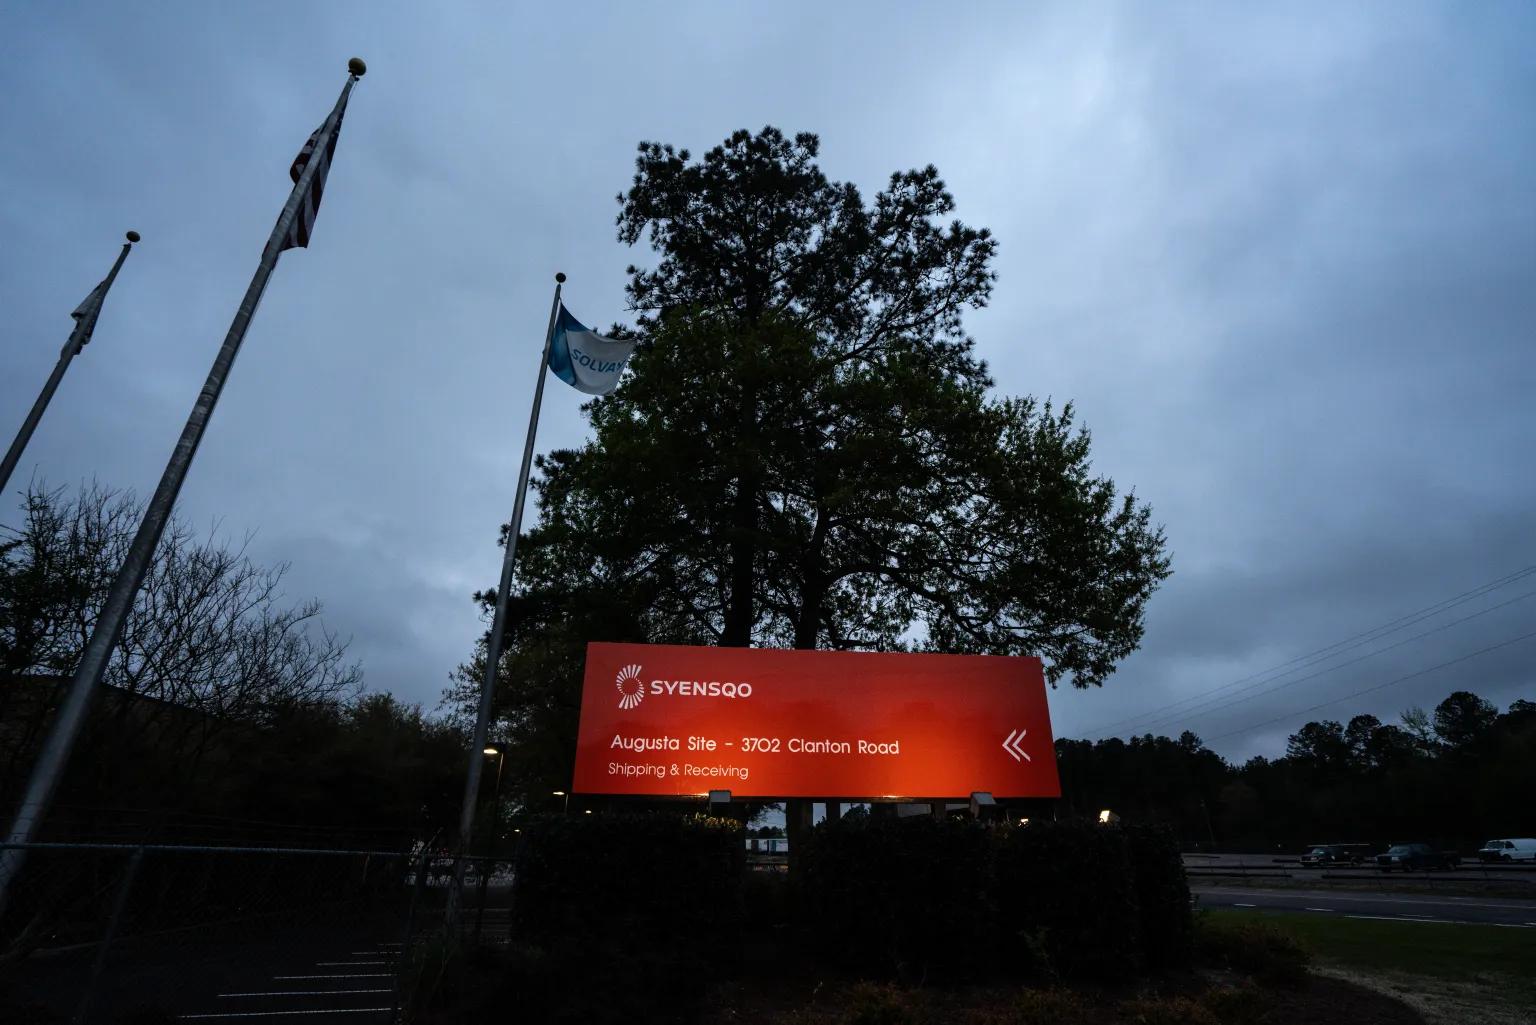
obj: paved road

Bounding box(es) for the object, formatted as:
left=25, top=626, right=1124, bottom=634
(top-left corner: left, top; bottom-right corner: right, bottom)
left=1193, top=885, right=1536, bottom=927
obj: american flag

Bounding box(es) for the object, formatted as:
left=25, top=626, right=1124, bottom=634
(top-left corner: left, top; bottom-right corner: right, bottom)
left=281, top=99, right=348, bottom=251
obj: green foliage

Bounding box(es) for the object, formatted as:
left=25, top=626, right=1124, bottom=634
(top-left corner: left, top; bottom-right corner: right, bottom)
left=798, top=817, right=1188, bottom=984
left=1432, top=690, right=1499, bottom=751
left=1117, top=995, right=1221, bottom=1025
left=993, top=821, right=1141, bottom=982
left=840, top=982, right=930, bottom=1025
left=1055, top=688, right=1536, bottom=851
left=1194, top=914, right=1311, bottom=986
left=798, top=815, right=996, bottom=978
left=481, top=814, right=747, bottom=1024
left=449, top=126, right=1170, bottom=814
left=510, top=812, right=744, bottom=956
left=1124, top=824, right=1193, bottom=974
left=1196, top=984, right=1267, bottom=1025
left=2, top=484, right=464, bottom=848
left=400, top=936, right=708, bottom=1025
left=1214, top=909, right=1536, bottom=1015
left=963, top=989, right=1093, bottom=1025
left=497, top=940, right=705, bottom=1025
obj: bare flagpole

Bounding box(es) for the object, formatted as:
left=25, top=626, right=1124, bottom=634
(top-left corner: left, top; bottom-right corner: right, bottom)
left=446, top=271, right=565, bottom=928
left=0, top=231, right=140, bottom=498
left=0, top=59, right=366, bottom=919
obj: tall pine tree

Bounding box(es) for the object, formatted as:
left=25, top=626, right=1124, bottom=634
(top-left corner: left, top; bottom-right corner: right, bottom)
left=450, top=128, right=1171, bottom=811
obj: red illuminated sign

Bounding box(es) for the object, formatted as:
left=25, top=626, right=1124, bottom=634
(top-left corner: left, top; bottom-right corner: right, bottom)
left=571, top=642, right=1060, bottom=799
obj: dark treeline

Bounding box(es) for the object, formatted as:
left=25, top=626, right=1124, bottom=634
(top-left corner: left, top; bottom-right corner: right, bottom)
left=1057, top=690, right=1536, bottom=851
left=1, top=484, right=464, bottom=849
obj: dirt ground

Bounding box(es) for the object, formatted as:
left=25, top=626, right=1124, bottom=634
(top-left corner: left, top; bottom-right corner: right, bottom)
left=1316, top=966, right=1534, bottom=1025
left=699, top=972, right=1427, bottom=1025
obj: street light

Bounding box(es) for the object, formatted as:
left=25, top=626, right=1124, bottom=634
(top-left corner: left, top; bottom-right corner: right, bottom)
left=551, top=790, right=570, bottom=814
left=480, top=747, right=506, bottom=841
left=475, top=745, right=507, bottom=944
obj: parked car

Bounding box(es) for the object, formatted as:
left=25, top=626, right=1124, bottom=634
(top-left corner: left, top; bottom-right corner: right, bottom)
left=1477, top=838, right=1536, bottom=863
left=1376, top=842, right=1458, bottom=871
left=1300, top=843, right=1372, bottom=867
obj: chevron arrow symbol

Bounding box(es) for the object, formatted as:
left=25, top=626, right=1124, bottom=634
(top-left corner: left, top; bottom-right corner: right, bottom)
left=1002, top=728, right=1031, bottom=762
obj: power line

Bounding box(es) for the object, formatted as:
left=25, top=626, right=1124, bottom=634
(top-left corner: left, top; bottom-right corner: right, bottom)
left=1203, top=626, right=1536, bottom=744
left=1083, top=564, right=1536, bottom=738
left=1099, top=586, right=1536, bottom=738
left=1090, top=564, right=1536, bottom=735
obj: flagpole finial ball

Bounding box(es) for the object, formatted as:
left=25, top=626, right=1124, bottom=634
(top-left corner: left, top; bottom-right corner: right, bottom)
left=555, top=272, right=567, bottom=283
left=348, top=57, right=367, bottom=77
left=125, top=231, right=141, bottom=243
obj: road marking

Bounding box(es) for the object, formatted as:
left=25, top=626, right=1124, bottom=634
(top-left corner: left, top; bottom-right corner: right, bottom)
left=1194, top=888, right=1536, bottom=911
left=1303, top=907, right=1336, bottom=913
left=183, top=1010, right=392, bottom=1019
left=315, top=961, right=389, bottom=966
left=220, top=990, right=391, bottom=998
left=273, top=974, right=392, bottom=980
left=1232, top=903, right=1257, bottom=908
left=1344, top=914, right=1480, bottom=925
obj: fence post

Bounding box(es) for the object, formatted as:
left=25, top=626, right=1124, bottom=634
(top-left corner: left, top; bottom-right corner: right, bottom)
left=75, top=845, right=145, bottom=1025
left=391, top=849, right=434, bottom=1023
left=473, top=856, right=491, bottom=946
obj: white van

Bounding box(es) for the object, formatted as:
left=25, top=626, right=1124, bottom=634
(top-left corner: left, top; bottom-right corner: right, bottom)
left=1477, top=838, right=1536, bottom=862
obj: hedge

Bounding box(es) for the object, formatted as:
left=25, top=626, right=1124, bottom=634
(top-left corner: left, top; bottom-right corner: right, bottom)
left=797, top=814, right=995, bottom=977
left=1125, top=823, right=1194, bottom=973
left=510, top=812, right=744, bottom=959
left=507, top=812, right=1193, bottom=986
left=993, top=819, right=1142, bottom=981
left=797, top=816, right=1193, bottom=982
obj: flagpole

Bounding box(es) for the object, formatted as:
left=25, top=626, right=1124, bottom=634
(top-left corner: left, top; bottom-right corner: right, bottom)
left=0, top=232, right=139, bottom=498
left=447, top=271, right=565, bottom=926
left=0, top=59, right=366, bottom=918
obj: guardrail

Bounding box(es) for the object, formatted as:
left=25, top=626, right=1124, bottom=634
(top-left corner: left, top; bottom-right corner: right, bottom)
left=1185, top=863, right=1536, bottom=885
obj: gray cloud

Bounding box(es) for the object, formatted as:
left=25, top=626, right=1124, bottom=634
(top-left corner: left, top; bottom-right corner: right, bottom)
left=3, top=2, right=1532, bottom=761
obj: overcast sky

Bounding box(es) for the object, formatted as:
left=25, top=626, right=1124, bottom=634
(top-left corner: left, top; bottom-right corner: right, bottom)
left=3, top=3, right=1533, bottom=762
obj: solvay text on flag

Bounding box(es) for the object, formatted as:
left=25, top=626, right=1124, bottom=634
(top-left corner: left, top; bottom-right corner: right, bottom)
left=547, top=305, right=637, bottom=396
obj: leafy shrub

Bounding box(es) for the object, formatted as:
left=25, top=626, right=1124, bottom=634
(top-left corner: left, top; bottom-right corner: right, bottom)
left=993, top=821, right=1142, bottom=981
left=959, top=987, right=1094, bottom=1025
left=743, top=865, right=791, bottom=927
left=511, top=812, right=743, bottom=959
left=1119, top=995, right=1221, bottom=1025
left=840, top=982, right=931, bottom=1025
left=1194, top=915, right=1311, bottom=986
left=1125, top=824, right=1193, bottom=974
left=397, top=930, right=510, bottom=1021
left=502, top=937, right=706, bottom=1025
left=798, top=815, right=996, bottom=978
left=797, top=818, right=1196, bottom=984
left=1198, top=983, right=1266, bottom=1025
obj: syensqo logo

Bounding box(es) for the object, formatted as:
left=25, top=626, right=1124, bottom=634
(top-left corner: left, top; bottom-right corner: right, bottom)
left=615, top=664, right=645, bottom=710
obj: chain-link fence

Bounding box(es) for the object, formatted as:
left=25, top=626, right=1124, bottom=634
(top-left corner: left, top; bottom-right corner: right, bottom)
left=0, top=843, right=512, bottom=1024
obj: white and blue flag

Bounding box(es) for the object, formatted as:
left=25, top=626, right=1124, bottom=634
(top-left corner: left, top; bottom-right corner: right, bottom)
left=547, top=305, right=636, bottom=396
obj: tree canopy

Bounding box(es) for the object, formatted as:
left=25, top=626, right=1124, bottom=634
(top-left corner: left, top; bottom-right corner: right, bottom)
left=451, top=127, right=1171, bottom=809
left=1056, top=688, right=1536, bottom=850
left=1, top=484, right=462, bottom=848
